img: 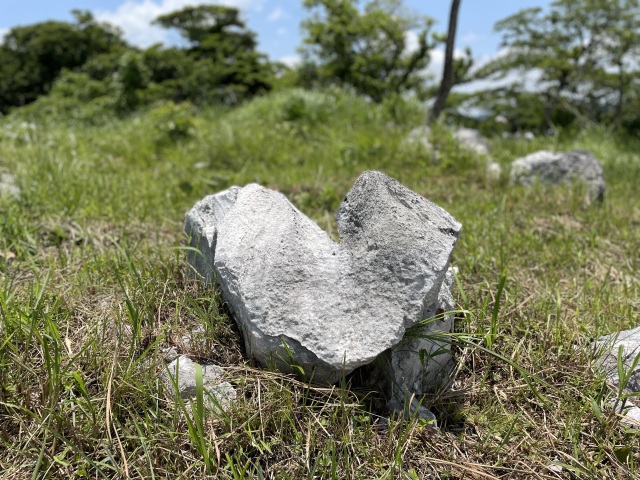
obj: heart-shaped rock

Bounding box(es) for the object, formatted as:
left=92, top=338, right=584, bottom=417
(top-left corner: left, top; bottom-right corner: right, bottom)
left=185, top=171, right=461, bottom=384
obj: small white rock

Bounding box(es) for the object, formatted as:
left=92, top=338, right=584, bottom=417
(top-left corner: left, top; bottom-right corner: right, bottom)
left=0, top=173, right=20, bottom=198
left=486, top=162, right=503, bottom=182
left=453, top=128, right=490, bottom=156
left=163, top=355, right=236, bottom=413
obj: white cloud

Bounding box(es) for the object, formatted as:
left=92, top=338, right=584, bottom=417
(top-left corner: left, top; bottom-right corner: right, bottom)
left=268, top=6, right=289, bottom=22
left=455, top=72, right=541, bottom=95
left=428, top=47, right=465, bottom=76
left=406, top=38, right=537, bottom=95
left=454, top=48, right=543, bottom=94
left=460, top=32, right=482, bottom=44
left=279, top=54, right=300, bottom=67
left=276, top=27, right=288, bottom=36
left=0, top=27, right=8, bottom=44
left=405, top=30, right=419, bottom=54
left=95, top=0, right=264, bottom=48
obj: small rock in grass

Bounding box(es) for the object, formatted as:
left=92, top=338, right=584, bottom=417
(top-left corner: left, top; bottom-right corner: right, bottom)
left=404, top=126, right=433, bottom=151
left=162, top=346, right=180, bottom=363
left=594, top=326, right=640, bottom=426
left=453, top=128, right=491, bottom=156
left=485, top=162, right=502, bottom=182
left=0, top=173, right=20, bottom=198
left=162, top=355, right=236, bottom=413
left=387, top=392, right=438, bottom=428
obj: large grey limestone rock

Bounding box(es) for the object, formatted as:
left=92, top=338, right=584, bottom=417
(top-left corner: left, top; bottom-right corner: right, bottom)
left=185, top=171, right=461, bottom=386
left=404, top=126, right=433, bottom=151
left=509, top=150, right=605, bottom=201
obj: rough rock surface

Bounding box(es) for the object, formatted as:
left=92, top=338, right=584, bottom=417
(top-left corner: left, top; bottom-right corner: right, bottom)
left=377, top=267, right=457, bottom=397
left=184, top=186, right=240, bottom=284
left=381, top=266, right=458, bottom=427
left=509, top=150, right=605, bottom=201
left=453, top=128, right=491, bottom=156
left=163, top=355, right=236, bottom=412
left=594, top=327, right=640, bottom=425
left=185, top=171, right=461, bottom=386
left=0, top=173, right=20, bottom=198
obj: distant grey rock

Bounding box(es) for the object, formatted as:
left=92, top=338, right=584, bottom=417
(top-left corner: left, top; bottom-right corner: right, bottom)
left=0, top=173, right=20, bottom=198
left=404, top=126, right=490, bottom=160
left=486, top=162, right=503, bottom=182
left=185, top=171, right=461, bottom=389
left=404, top=126, right=433, bottom=151
left=510, top=150, right=605, bottom=201
left=453, top=128, right=490, bottom=156
left=163, top=355, right=236, bottom=413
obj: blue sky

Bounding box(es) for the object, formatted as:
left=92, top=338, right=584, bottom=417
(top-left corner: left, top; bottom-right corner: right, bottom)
left=0, top=0, right=551, bottom=74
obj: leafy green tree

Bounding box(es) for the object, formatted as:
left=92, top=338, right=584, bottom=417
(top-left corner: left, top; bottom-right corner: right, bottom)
left=0, top=11, right=126, bottom=113
left=300, top=0, right=436, bottom=102
left=476, top=0, right=640, bottom=128
left=114, top=51, right=152, bottom=111
left=154, top=5, right=274, bottom=100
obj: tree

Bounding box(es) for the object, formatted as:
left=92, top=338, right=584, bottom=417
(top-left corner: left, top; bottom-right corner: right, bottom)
left=154, top=5, right=274, bottom=99
left=0, top=11, right=126, bottom=113
left=427, top=0, right=461, bottom=125
left=300, top=0, right=436, bottom=102
left=476, top=0, right=640, bottom=129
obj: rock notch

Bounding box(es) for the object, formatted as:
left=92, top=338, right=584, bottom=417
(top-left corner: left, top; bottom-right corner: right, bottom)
left=509, top=150, right=605, bottom=201
left=184, top=171, right=461, bottom=387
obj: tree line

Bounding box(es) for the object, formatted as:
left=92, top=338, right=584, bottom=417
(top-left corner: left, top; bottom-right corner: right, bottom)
left=0, top=0, right=638, bottom=133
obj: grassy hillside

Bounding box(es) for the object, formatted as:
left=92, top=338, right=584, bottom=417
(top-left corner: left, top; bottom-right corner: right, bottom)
left=1, top=89, right=639, bottom=478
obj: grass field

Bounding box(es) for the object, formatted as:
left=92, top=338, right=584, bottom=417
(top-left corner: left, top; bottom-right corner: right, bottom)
left=1, top=88, right=639, bottom=479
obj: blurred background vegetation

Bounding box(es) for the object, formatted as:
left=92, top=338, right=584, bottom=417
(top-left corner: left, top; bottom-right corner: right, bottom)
left=0, top=0, right=638, bottom=136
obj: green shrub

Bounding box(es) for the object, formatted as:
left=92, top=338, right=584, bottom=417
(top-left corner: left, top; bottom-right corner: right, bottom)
left=148, top=101, right=196, bottom=144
